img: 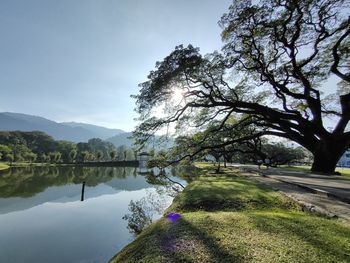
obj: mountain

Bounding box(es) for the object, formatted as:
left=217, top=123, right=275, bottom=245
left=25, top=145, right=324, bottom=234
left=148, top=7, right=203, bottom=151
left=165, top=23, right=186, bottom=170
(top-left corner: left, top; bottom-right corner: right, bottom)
left=0, top=112, right=174, bottom=148
left=61, top=122, right=124, bottom=139
left=106, top=132, right=175, bottom=149
left=106, top=132, right=134, bottom=147
left=0, top=112, right=124, bottom=142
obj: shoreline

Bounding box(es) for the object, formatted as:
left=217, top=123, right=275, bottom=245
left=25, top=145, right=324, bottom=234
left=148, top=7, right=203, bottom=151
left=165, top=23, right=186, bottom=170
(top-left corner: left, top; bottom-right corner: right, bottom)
left=0, top=160, right=140, bottom=170
left=0, top=163, right=9, bottom=171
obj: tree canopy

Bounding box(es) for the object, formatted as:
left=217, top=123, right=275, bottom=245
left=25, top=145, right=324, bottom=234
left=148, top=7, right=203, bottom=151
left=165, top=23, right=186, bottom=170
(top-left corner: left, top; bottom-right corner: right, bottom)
left=0, top=131, right=130, bottom=163
left=133, top=0, right=350, bottom=173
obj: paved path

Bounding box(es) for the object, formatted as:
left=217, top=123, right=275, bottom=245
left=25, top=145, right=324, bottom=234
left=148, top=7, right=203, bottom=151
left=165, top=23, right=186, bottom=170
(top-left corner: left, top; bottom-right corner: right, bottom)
left=235, top=166, right=350, bottom=223
left=233, top=164, right=350, bottom=204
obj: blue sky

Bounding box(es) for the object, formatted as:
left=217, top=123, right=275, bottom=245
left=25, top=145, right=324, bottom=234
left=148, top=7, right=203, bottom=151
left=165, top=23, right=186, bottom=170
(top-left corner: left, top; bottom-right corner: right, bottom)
left=0, top=0, right=232, bottom=131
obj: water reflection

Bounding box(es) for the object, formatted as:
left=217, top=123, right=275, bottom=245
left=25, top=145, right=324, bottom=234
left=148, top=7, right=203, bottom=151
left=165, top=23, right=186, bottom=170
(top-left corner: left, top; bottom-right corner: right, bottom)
left=122, top=189, right=169, bottom=235
left=0, top=165, right=196, bottom=263
left=0, top=166, right=140, bottom=198
left=0, top=166, right=157, bottom=216
left=123, top=187, right=180, bottom=235
left=122, top=167, right=193, bottom=235
left=0, top=166, right=191, bottom=263
left=0, top=165, right=194, bottom=197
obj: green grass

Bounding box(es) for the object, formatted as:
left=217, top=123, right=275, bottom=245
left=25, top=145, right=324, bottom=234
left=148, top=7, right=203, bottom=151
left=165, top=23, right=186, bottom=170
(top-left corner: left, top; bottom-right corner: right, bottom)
left=0, top=162, right=9, bottom=171
left=281, top=165, right=350, bottom=179
left=0, top=162, right=80, bottom=171
left=112, top=211, right=350, bottom=263
left=10, top=162, right=58, bottom=167
left=166, top=176, right=299, bottom=213
left=7, top=162, right=80, bottom=168
left=194, top=162, right=217, bottom=169
left=110, top=167, right=350, bottom=262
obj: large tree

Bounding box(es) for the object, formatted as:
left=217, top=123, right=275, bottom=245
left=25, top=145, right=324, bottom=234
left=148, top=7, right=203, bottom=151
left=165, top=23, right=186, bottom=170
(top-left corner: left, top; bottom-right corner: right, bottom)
left=133, top=0, right=350, bottom=173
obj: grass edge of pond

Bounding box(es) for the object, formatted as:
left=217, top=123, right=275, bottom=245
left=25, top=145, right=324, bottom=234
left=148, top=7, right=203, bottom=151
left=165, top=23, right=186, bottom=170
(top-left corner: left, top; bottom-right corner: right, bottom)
left=110, top=164, right=350, bottom=263
left=0, top=162, right=9, bottom=171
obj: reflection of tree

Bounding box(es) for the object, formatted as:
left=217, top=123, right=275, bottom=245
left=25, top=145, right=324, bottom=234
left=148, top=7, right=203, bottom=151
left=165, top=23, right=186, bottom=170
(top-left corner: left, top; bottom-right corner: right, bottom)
left=122, top=199, right=152, bottom=235
left=144, top=170, right=168, bottom=186
left=144, top=169, right=185, bottom=189
left=123, top=190, right=168, bottom=235
left=171, top=165, right=201, bottom=183
left=114, top=167, right=129, bottom=179
left=0, top=165, right=190, bottom=199
left=0, top=166, right=119, bottom=198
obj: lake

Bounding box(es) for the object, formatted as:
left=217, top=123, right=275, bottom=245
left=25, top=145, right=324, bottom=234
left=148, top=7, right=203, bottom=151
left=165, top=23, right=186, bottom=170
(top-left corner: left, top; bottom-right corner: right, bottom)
left=0, top=165, right=189, bottom=263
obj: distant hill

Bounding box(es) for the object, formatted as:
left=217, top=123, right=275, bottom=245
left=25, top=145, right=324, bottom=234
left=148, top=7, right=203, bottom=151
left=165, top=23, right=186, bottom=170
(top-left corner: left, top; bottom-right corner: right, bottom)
left=0, top=112, right=125, bottom=142
left=106, top=132, right=134, bottom=147
left=0, top=112, right=174, bottom=148
left=61, top=122, right=124, bottom=139
left=106, top=132, right=175, bottom=149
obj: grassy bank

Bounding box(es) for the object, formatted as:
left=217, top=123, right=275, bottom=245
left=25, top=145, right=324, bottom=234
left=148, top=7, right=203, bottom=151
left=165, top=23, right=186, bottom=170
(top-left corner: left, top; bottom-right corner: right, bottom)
left=0, top=162, right=9, bottom=171
left=3, top=161, right=139, bottom=168
left=1, top=162, right=75, bottom=169
left=111, top=165, right=350, bottom=262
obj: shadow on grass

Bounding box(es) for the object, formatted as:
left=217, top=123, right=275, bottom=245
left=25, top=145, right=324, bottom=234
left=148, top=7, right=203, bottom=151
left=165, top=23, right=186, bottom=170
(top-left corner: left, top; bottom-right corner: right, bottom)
left=160, top=217, right=245, bottom=263
left=248, top=211, right=350, bottom=260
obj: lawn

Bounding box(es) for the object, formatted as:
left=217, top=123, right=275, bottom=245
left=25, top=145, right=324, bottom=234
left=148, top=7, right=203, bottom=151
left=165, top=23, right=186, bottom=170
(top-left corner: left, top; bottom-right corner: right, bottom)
left=110, top=166, right=350, bottom=262
left=281, top=165, right=350, bottom=180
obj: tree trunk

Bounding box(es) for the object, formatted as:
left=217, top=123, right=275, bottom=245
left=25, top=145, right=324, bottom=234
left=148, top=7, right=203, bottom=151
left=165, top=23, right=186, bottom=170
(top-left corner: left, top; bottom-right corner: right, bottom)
left=216, top=161, right=221, bottom=173
left=311, top=140, right=348, bottom=174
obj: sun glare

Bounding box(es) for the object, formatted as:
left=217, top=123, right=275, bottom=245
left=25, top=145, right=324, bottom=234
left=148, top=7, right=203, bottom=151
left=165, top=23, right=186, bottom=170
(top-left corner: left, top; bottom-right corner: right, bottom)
left=170, top=88, right=185, bottom=104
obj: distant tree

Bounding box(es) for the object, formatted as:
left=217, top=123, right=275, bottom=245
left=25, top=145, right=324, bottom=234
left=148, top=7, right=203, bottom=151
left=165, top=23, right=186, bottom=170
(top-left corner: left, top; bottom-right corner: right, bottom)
left=48, top=151, right=62, bottom=163
left=39, top=153, right=50, bottom=163
left=88, top=152, right=96, bottom=161
left=55, top=152, right=62, bottom=163
left=0, top=131, right=26, bottom=146
left=223, top=145, right=236, bottom=164
left=88, top=138, right=116, bottom=161
left=12, top=144, right=33, bottom=162
left=123, top=149, right=128, bottom=161
left=110, top=150, right=117, bottom=160
left=0, top=144, right=12, bottom=160
left=76, top=142, right=89, bottom=161
left=96, top=150, right=103, bottom=161
left=5, top=153, right=14, bottom=164
left=261, top=143, right=305, bottom=167
left=133, top=150, right=138, bottom=160
left=69, top=149, right=77, bottom=163
left=81, top=151, right=89, bottom=163
left=170, top=120, right=255, bottom=171
left=56, top=141, right=76, bottom=163
left=26, top=152, right=37, bottom=163
left=115, top=145, right=126, bottom=161
left=20, top=131, right=57, bottom=154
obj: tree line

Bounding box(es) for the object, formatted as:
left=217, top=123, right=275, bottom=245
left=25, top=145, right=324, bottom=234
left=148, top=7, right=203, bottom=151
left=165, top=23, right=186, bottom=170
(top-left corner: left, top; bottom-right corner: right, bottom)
left=0, top=131, right=137, bottom=164
left=171, top=121, right=308, bottom=168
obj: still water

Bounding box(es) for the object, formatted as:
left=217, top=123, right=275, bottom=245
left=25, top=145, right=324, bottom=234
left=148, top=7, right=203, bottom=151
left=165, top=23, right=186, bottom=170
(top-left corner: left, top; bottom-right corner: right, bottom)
left=0, top=166, right=188, bottom=263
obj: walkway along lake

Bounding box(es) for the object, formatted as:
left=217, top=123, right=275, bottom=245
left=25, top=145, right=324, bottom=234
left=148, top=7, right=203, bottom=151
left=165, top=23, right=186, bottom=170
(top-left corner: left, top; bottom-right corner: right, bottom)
left=0, top=165, right=188, bottom=263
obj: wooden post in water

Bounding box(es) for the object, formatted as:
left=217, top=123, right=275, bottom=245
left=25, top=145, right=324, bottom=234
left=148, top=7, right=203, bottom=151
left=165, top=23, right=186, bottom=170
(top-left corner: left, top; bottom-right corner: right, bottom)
left=81, top=181, right=86, bottom=201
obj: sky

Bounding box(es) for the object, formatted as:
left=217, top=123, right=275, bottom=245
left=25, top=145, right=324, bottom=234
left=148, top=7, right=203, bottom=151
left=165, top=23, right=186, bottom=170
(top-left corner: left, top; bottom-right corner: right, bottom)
left=0, top=0, right=232, bottom=131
